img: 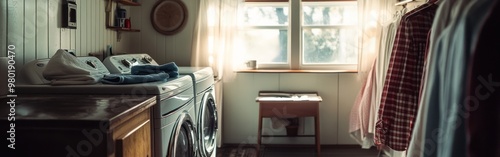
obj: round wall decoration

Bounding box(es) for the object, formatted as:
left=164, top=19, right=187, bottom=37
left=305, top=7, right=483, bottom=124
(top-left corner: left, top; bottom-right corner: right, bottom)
left=151, top=0, right=188, bottom=35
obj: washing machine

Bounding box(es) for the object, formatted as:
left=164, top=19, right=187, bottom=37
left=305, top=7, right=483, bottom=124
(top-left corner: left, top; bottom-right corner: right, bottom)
left=178, top=67, right=218, bottom=157
left=103, top=54, right=199, bottom=157
left=17, top=54, right=198, bottom=157
left=104, top=54, right=219, bottom=157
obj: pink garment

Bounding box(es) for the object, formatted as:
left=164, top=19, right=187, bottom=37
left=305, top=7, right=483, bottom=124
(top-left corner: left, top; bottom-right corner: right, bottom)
left=349, top=61, right=377, bottom=148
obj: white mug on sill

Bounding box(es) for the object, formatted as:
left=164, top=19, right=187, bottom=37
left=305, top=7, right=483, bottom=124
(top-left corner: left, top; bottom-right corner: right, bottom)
left=246, top=60, right=257, bottom=70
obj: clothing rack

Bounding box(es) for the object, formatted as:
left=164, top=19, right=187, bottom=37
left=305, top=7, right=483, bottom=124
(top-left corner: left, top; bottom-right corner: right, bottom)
left=395, top=0, right=415, bottom=8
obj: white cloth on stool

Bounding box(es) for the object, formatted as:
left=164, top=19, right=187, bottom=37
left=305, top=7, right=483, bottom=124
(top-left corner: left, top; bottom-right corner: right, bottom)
left=42, top=49, right=103, bottom=85
left=270, top=117, right=290, bottom=129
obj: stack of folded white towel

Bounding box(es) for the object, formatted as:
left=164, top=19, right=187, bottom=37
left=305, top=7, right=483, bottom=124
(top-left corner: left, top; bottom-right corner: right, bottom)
left=42, top=49, right=104, bottom=85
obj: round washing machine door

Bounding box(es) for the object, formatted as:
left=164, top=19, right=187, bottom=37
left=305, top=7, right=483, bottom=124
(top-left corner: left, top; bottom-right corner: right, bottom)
left=199, top=91, right=218, bottom=157
left=168, top=111, right=197, bottom=157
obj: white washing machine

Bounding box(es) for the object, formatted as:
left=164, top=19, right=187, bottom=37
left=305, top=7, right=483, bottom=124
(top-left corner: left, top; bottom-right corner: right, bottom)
left=178, top=67, right=218, bottom=157
left=106, top=54, right=220, bottom=157
left=17, top=55, right=198, bottom=157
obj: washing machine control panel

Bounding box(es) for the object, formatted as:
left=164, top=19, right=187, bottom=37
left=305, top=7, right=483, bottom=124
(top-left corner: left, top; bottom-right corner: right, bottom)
left=79, top=56, right=109, bottom=72
left=103, top=54, right=159, bottom=74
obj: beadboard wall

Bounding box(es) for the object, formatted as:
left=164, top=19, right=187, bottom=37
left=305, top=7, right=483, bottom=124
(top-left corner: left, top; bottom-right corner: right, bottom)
left=223, top=73, right=362, bottom=145
left=1, top=0, right=129, bottom=69
left=126, top=0, right=198, bottom=66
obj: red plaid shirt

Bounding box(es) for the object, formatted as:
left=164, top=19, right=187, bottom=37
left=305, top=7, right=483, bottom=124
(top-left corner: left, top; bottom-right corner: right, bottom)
left=375, top=4, right=437, bottom=151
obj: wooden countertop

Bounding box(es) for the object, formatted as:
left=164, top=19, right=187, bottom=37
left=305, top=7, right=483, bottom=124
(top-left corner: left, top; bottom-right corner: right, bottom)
left=1, top=95, right=155, bottom=124
left=1, top=95, right=156, bottom=157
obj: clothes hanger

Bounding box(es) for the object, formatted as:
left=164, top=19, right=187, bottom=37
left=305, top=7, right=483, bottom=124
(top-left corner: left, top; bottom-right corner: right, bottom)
left=404, top=0, right=439, bottom=20
left=394, top=5, right=407, bottom=19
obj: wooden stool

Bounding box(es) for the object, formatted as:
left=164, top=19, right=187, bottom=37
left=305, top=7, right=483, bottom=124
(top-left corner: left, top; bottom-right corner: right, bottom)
left=255, top=91, right=322, bottom=156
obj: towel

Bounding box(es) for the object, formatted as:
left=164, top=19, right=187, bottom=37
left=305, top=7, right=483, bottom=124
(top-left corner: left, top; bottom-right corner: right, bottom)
left=131, top=62, right=179, bottom=77
left=101, top=72, right=169, bottom=84
left=42, top=49, right=104, bottom=85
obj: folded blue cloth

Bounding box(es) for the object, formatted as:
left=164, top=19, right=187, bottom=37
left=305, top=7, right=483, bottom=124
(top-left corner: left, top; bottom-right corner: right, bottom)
left=101, top=72, right=169, bottom=84
left=131, top=62, right=179, bottom=77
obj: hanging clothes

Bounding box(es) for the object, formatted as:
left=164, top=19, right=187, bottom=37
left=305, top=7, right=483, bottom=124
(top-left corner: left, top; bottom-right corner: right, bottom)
left=375, top=3, right=437, bottom=151
left=349, top=9, right=404, bottom=149
left=467, top=2, right=500, bottom=157
left=410, top=0, right=498, bottom=157
left=374, top=8, right=406, bottom=136
left=407, top=0, right=468, bottom=156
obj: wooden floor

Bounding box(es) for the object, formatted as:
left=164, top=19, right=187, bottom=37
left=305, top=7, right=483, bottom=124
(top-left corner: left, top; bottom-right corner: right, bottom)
left=217, top=145, right=381, bottom=157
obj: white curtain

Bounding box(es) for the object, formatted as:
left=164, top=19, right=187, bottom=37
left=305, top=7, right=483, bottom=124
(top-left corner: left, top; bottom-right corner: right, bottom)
left=356, top=0, right=396, bottom=80
left=191, top=0, right=243, bottom=81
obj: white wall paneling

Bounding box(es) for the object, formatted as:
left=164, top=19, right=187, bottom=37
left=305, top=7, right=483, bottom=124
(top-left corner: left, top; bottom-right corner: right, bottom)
left=70, top=24, right=76, bottom=50
left=24, top=0, right=36, bottom=63
left=128, top=4, right=141, bottom=54
left=61, top=28, right=71, bottom=50
left=155, top=30, right=167, bottom=64
left=173, top=0, right=197, bottom=65
left=48, top=0, right=60, bottom=58
left=1, top=0, right=126, bottom=68
left=36, top=0, right=49, bottom=59
left=126, top=0, right=198, bottom=66
left=7, top=0, right=24, bottom=69
left=164, top=35, right=176, bottom=64
left=98, top=0, right=103, bottom=55
left=79, top=0, right=87, bottom=56
left=223, top=73, right=357, bottom=145
left=88, top=0, right=94, bottom=54
left=338, top=73, right=363, bottom=144
left=314, top=74, right=340, bottom=144
left=0, top=0, right=6, bottom=57
left=75, top=0, right=81, bottom=56
left=223, top=73, right=261, bottom=146
left=140, top=0, right=158, bottom=63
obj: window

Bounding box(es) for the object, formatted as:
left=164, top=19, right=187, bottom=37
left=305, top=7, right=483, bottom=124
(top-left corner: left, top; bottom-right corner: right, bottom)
left=240, top=0, right=358, bottom=70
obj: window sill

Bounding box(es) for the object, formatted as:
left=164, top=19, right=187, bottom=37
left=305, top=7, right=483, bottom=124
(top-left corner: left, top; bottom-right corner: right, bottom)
left=235, top=69, right=358, bottom=73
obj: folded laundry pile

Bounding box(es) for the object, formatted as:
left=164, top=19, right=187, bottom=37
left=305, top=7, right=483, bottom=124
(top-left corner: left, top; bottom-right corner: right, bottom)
left=101, top=72, right=169, bottom=84
left=131, top=62, right=179, bottom=77
left=43, top=49, right=104, bottom=85
left=101, top=62, right=179, bottom=84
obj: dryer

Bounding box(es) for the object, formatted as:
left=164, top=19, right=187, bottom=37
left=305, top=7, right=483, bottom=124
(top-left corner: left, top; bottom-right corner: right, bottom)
left=178, top=67, right=218, bottom=157
left=17, top=54, right=198, bottom=157
left=151, top=77, right=197, bottom=157
left=103, top=54, right=199, bottom=157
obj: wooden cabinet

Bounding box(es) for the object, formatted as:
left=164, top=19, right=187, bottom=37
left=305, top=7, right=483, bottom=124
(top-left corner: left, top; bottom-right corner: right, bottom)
left=0, top=95, right=155, bottom=157
left=115, top=110, right=151, bottom=157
